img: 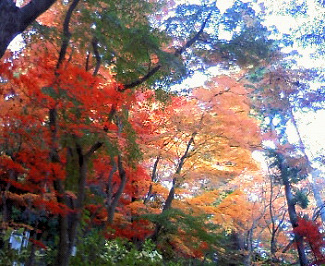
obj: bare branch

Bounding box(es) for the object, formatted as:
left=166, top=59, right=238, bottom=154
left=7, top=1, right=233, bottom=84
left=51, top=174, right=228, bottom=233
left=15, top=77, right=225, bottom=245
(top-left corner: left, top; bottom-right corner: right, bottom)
left=144, top=156, right=160, bottom=204
left=85, top=142, right=103, bottom=158
left=122, top=64, right=161, bottom=90
left=85, top=51, right=91, bottom=71
left=92, top=37, right=101, bottom=76
left=56, top=0, right=80, bottom=69
left=174, top=12, right=212, bottom=57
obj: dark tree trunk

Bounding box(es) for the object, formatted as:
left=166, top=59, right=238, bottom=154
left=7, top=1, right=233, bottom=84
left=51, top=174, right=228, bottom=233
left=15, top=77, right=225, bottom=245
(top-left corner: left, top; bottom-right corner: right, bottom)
left=0, top=0, right=21, bottom=58
left=278, top=155, right=308, bottom=266
left=107, top=156, right=127, bottom=224
left=54, top=141, right=102, bottom=266
left=311, top=170, right=325, bottom=222
left=143, top=156, right=160, bottom=204
left=0, top=0, right=56, bottom=59
left=53, top=179, right=71, bottom=266
left=151, top=133, right=196, bottom=243
left=282, top=177, right=308, bottom=265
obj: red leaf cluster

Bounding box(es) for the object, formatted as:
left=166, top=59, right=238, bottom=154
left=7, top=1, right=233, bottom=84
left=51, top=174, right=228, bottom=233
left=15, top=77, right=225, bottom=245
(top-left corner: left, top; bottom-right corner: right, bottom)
left=294, top=217, right=325, bottom=264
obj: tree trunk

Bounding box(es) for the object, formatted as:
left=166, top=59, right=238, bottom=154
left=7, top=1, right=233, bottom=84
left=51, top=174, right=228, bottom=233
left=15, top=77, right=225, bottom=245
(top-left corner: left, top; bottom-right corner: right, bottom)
left=48, top=106, right=72, bottom=266
left=283, top=179, right=308, bottom=265
left=53, top=180, right=71, bottom=266
left=106, top=156, right=127, bottom=224
left=0, top=0, right=56, bottom=59
left=151, top=133, right=196, bottom=242
left=268, top=170, right=286, bottom=263
left=143, top=156, right=160, bottom=204
left=54, top=141, right=102, bottom=266
left=311, top=170, right=325, bottom=223
left=243, top=228, right=253, bottom=266
left=269, top=175, right=277, bottom=259
left=279, top=156, right=308, bottom=265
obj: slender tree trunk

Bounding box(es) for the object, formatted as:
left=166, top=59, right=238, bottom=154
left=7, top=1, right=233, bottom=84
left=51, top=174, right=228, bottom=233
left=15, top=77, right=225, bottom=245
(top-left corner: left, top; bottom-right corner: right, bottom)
left=151, top=133, right=196, bottom=242
left=283, top=178, right=308, bottom=265
left=311, top=170, right=325, bottom=222
left=269, top=175, right=277, bottom=259
left=268, top=170, right=286, bottom=263
left=278, top=155, right=308, bottom=265
left=143, top=156, right=160, bottom=204
left=53, top=182, right=71, bottom=266
left=107, top=156, right=127, bottom=224
left=48, top=105, right=71, bottom=266
left=243, top=228, right=253, bottom=266
left=105, top=116, right=129, bottom=225
left=68, top=144, right=89, bottom=248
left=49, top=106, right=73, bottom=266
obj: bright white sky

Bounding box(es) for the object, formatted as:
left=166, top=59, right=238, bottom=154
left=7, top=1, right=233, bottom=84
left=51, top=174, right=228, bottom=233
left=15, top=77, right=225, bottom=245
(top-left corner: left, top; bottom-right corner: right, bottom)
left=290, top=110, right=325, bottom=160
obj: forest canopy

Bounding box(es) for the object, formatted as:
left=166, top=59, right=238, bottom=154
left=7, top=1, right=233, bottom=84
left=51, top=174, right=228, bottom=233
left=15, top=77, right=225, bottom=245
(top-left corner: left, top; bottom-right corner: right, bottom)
left=0, top=0, right=325, bottom=265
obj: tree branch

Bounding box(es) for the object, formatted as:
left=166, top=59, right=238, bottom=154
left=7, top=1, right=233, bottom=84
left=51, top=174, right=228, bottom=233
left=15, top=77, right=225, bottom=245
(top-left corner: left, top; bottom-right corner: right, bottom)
left=92, top=37, right=101, bottom=76
left=174, top=12, right=212, bottom=57
left=20, top=0, right=56, bottom=30
left=0, top=0, right=57, bottom=59
left=175, top=132, right=196, bottom=175
left=122, top=65, right=162, bottom=90
left=122, top=12, right=212, bottom=89
left=56, top=0, right=80, bottom=69
left=144, top=156, right=160, bottom=204
left=85, top=142, right=103, bottom=158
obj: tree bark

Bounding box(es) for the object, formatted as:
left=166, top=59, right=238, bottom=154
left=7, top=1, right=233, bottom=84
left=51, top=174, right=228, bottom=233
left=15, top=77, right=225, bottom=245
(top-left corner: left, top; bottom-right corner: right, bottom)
left=278, top=154, right=308, bottom=266
left=311, top=170, right=325, bottom=222
left=54, top=141, right=102, bottom=266
left=143, top=156, right=160, bottom=204
left=49, top=106, right=71, bottom=266
left=0, top=0, right=56, bottom=59
left=267, top=169, right=287, bottom=263
left=283, top=178, right=308, bottom=265
left=107, top=155, right=127, bottom=224
left=151, top=133, right=196, bottom=242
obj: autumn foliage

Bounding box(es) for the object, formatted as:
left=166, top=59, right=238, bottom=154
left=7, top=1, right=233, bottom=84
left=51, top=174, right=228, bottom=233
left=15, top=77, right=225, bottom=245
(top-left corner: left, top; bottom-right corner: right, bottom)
left=0, top=40, right=263, bottom=262
left=0, top=0, right=324, bottom=265
left=294, top=217, right=325, bottom=264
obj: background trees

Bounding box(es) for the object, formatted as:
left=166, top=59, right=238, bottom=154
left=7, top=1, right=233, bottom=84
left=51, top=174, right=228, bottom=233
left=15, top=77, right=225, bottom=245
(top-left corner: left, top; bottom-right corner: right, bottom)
left=1, top=0, right=325, bottom=265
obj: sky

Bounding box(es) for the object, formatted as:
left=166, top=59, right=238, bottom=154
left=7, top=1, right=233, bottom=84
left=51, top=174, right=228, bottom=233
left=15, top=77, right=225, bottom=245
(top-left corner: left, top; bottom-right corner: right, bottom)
left=293, top=110, right=325, bottom=160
